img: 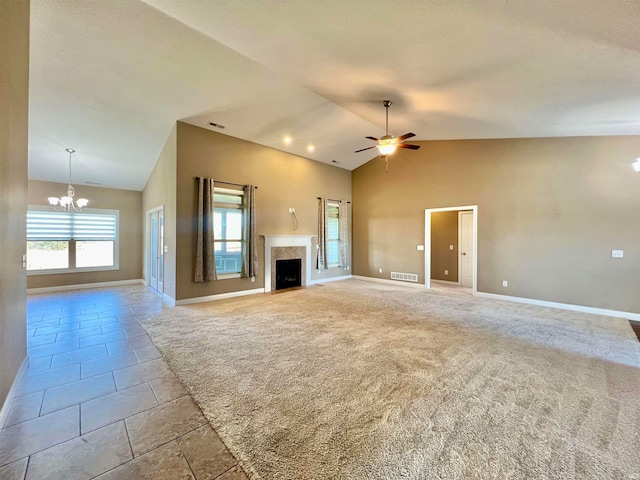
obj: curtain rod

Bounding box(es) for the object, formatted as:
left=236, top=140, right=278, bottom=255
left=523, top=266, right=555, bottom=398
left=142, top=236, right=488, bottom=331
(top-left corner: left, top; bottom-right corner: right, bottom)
left=194, top=178, right=257, bottom=189
left=317, top=197, right=351, bottom=203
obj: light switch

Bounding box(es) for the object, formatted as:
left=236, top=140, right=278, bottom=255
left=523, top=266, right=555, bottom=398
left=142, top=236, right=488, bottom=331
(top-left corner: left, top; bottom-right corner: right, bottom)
left=611, top=249, right=624, bottom=258
left=449, top=245, right=454, bottom=250
left=164, top=246, right=169, bottom=253
left=417, top=245, right=424, bottom=251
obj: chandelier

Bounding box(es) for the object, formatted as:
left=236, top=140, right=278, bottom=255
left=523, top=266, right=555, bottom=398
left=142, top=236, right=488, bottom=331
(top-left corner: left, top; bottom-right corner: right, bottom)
left=48, top=148, right=89, bottom=212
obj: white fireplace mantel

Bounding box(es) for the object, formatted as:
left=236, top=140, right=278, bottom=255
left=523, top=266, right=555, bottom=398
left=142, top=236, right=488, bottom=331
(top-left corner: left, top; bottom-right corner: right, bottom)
left=262, top=234, right=316, bottom=292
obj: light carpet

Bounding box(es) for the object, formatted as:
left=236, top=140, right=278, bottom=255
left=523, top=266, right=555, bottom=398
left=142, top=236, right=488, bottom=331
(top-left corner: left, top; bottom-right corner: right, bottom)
left=141, top=279, right=640, bottom=479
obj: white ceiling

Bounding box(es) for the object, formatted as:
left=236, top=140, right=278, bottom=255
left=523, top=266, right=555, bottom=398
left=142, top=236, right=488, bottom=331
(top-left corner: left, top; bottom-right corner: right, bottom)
left=28, top=0, right=640, bottom=191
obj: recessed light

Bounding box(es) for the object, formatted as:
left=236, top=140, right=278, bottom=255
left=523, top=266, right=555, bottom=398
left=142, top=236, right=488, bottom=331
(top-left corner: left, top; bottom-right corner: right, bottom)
left=307, top=145, right=315, bottom=152
left=283, top=136, right=292, bottom=145
left=332, top=160, right=340, bottom=164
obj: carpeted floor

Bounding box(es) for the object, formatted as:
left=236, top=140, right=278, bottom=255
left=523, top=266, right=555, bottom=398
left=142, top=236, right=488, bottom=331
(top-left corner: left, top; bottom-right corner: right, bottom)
left=141, top=279, right=640, bottom=479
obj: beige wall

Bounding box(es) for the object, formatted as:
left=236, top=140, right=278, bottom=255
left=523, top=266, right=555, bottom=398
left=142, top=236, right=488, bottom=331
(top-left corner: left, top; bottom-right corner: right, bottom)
left=142, top=125, right=177, bottom=300
left=27, top=180, right=143, bottom=289
left=175, top=122, right=351, bottom=301
left=353, top=136, right=640, bottom=313
left=431, top=211, right=458, bottom=282
left=0, top=0, right=29, bottom=413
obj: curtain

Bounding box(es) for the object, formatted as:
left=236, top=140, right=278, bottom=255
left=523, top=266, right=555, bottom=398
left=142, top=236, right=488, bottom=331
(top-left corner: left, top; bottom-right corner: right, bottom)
left=339, top=200, right=349, bottom=268
left=317, top=197, right=328, bottom=269
left=194, top=177, right=216, bottom=282
left=241, top=184, right=258, bottom=278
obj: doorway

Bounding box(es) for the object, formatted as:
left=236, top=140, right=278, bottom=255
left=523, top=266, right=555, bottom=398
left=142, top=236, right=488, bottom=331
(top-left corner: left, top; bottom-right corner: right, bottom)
left=146, top=206, right=164, bottom=293
left=424, top=205, right=478, bottom=293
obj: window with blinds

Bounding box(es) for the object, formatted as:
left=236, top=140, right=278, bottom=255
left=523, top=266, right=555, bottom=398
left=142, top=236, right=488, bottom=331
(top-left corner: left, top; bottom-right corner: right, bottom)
left=26, top=207, right=119, bottom=273
left=327, top=202, right=340, bottom=267
left=213, top=188, right=244, bottom=275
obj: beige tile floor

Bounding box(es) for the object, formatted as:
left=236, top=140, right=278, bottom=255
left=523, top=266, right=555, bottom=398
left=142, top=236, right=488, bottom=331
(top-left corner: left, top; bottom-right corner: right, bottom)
left=0, top=285, right=248, bottom=480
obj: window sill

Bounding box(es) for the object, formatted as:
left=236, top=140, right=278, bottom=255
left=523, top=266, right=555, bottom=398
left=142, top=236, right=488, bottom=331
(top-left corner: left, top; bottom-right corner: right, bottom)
left=216, top=273, right=241, bottom=280
left=27, top=265, right=119, bottom=276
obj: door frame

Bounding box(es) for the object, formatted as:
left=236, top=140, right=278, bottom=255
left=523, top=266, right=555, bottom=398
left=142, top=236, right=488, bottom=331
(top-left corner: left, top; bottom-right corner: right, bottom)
left=458, top=210, right=474, bottom=288
left=145, top=205, right=164, bottom=293
left=424, top=205, right=478, bottom=293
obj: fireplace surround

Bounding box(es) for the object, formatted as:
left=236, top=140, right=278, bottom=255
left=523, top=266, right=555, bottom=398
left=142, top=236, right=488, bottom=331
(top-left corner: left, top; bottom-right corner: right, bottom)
left=262, top=235, right=315, bottom=293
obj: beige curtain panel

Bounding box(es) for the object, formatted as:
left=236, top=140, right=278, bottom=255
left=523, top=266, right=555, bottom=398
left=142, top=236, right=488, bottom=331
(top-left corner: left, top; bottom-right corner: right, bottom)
left=194, top=177, right=216, bottom=282
left=241, top=184, right=258, bottom=278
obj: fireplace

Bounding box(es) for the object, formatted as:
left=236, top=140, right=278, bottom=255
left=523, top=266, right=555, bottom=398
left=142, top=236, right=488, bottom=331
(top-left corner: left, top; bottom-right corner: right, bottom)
left=262, top=235, right=315, bottom=293
left=275, top=258, right=302, bottom=290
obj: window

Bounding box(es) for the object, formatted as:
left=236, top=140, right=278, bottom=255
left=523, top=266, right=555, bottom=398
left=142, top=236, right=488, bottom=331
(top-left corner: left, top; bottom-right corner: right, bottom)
left=327, top=201, right=340, bottom=267
left=27, top=207, right=118, bottom=274
left=213, top=188, right=243, bottom=275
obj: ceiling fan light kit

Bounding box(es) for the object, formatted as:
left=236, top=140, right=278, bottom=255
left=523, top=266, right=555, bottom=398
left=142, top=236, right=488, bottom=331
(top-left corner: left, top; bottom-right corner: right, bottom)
left=355, top=100, right=420, bottom=172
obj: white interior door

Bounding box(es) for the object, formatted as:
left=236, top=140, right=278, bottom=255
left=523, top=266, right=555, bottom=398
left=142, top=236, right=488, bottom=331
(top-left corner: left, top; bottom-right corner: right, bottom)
left=147, top=207, right=164, bottom=293
left=459, top=211, right=474, bottom=287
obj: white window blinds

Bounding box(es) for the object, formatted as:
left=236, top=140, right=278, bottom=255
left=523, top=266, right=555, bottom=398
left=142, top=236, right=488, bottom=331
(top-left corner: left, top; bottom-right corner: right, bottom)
left=27, top=210, right=118, bottom=241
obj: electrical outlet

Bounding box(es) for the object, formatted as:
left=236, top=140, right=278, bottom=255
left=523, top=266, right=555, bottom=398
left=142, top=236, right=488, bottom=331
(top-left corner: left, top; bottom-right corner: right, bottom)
left=449, top=245, right=454, bottom=250
left=612, top=249, right=624, bottom=258
left=289, top=207, right=295, bottom=214
left=378, top=268, right=383, bottom=273
left=444, top=270, right=448, bottom=275
left=502, top=280, right=508, bottom=287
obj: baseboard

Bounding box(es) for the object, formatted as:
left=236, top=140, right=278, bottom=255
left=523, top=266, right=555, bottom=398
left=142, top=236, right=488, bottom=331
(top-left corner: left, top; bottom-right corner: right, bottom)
left=27, top=279, right=145, bottom=294
left=162, top=293, right=176, bottom=307
left=352, top=275, right=427, bottom=289
left=175, top=287, right=265, bottom=306
left=309, top=274, right=353, bottom=285
left=430, top=279, right=461, bottom=286
left=475, top=292, right=640, bottom=321
left=0, top=355, right=29, bottom=429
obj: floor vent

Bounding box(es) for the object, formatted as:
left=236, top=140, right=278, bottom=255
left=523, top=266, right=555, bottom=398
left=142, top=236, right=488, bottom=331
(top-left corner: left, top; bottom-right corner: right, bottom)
left=391, top=272, right=418, bottom=283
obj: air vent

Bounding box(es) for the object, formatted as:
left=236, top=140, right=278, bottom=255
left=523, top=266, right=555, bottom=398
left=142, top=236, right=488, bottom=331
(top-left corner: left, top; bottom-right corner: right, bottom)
left=391, top=272, right=418, bottom=283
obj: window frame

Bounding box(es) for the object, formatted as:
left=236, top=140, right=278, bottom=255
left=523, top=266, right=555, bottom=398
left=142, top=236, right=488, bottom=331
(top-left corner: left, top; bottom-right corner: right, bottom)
left=213, top=187, right=244, bottom=279
left=326, top=201, right=341, bottom=268
left=26, top=206, right=120, bottom=275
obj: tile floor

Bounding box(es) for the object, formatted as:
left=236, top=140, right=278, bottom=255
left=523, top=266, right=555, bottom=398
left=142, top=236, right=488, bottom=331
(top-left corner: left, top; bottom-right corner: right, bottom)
left=0, top=285, right=249, bottom=480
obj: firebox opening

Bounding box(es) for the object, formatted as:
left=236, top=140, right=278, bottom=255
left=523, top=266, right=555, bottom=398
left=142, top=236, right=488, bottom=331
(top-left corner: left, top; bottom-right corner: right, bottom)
left=275, top=258, right=302, bottom=291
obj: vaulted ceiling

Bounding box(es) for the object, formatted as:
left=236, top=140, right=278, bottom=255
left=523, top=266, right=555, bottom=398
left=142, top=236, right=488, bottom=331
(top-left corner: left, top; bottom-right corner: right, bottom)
left=28, top=0, right=640, bottom=191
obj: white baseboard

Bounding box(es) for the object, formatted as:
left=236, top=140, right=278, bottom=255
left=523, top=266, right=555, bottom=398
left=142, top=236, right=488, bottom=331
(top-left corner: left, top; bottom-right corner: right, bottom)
left=0, top=355, right=29, bottom=429
left=175, top=287, right=265, bottom=306
left=475, top=292, right=640, bottom=321
left=27, top=279, right=145, bottom=294
left=309, top=274, right=353, bottom=285
left=352, top=275, right=427, bottom=289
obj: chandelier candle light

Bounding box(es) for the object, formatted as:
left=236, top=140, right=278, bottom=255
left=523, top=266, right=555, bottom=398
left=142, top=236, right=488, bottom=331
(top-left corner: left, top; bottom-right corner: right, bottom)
left=48, top=148, right=89, bottom=212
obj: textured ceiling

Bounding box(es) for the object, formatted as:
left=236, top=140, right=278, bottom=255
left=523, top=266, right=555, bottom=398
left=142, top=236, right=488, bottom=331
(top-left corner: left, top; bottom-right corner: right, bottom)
left=28, top=0, right=640, bottom=191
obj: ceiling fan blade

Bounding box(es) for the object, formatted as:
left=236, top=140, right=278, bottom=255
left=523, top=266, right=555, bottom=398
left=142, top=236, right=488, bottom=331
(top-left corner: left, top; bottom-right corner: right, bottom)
left=354, top=145, right=377, bottom=153
left=365, top=136, right=379, bottom=141
left=398, top=143, right=421, bottom=150
left=397, top=132, right=416, bottom=141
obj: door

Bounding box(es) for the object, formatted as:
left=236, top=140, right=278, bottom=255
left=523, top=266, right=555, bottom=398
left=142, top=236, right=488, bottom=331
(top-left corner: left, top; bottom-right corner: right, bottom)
left=459, top=211, right=474, bottom=287
left=147, top=207, right=164, bottom=293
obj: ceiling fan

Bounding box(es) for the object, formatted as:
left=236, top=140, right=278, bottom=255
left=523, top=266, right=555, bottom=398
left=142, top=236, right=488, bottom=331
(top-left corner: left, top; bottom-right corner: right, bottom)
left=355, top=100, right=420, bottom=172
